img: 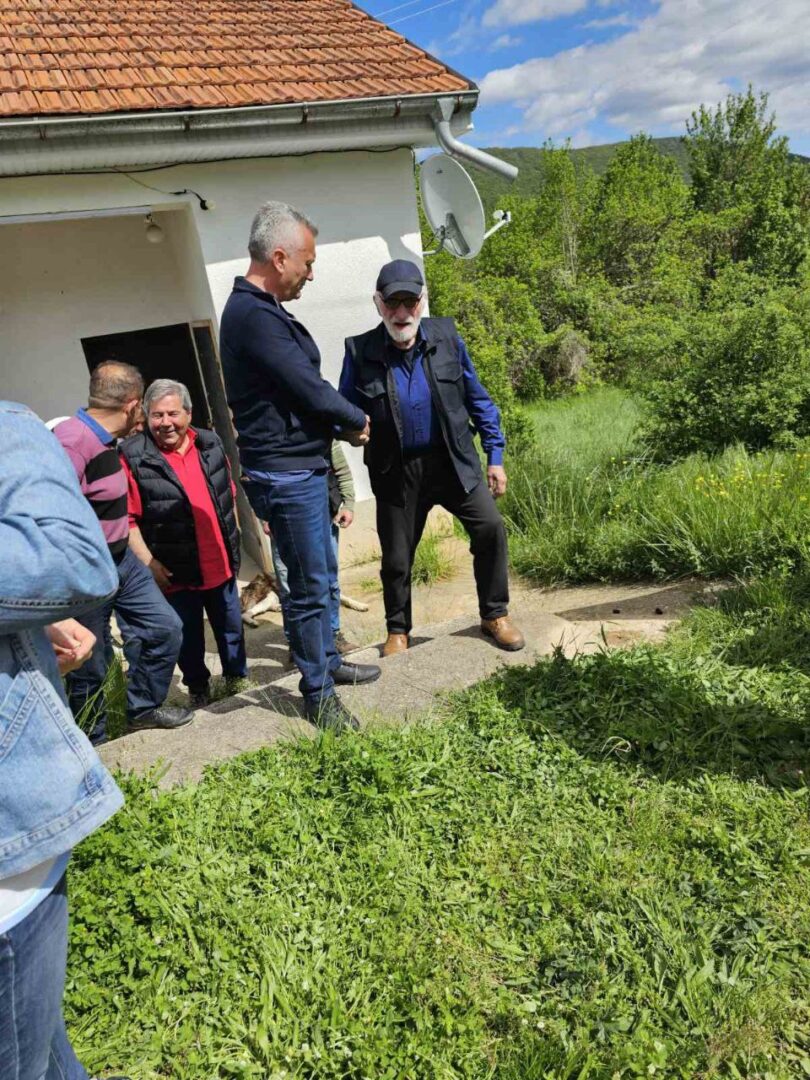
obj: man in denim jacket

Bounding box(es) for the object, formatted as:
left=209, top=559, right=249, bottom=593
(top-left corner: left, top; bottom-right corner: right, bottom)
left=0, top=403, right=128, bottom=1079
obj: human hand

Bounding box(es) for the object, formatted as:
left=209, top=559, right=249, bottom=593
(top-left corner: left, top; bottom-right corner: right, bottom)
left=46, top=619, right=96, bottom=675
left=487, top=465, right=507, bottom=498
left=261, top=520, right=272, bottom=538
left=334, top=508, right=354, bottom=528
left=149, top=559, right=174, bottom=592
left=345, top=416, right=371, bottom=447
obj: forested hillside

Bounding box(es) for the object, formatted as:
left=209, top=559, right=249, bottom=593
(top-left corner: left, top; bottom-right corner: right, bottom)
left=468, top=135, right=809, bottom=211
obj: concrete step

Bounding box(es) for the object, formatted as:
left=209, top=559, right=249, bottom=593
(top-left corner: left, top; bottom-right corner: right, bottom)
left=99, top=607, right=573, bottom=788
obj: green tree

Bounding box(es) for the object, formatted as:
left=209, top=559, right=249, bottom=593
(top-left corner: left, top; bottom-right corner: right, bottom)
left=686, top=87, right=810, bottom=280
left=584, top=134, right=694, bottom=303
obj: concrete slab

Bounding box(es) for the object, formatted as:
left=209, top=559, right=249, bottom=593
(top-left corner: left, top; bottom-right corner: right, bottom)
left=99, top=608, right=572, bottom=788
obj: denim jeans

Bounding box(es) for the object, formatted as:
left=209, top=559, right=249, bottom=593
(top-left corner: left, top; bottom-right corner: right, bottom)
left=245, top=471, right=339, bottom=704
left=67, top=546, right=183, bottom=742
left=166, top=576, right=248, bottom=689
left=0, top=875, right=89, bottom=1080
left=272, top=522, right=341, bottom=640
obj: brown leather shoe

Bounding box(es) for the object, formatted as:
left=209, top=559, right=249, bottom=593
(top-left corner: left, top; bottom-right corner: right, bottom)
left=382, top=632, right=409, bottom=657
left=481, top=615, right=525, bottom=651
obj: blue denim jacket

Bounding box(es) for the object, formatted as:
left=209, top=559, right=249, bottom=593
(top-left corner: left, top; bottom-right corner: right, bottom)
left=0, top=402, right=124, bottom=879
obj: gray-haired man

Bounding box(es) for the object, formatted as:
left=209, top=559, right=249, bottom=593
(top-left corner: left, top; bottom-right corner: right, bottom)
left=121, top=379, right=247, bottom=709
left=219, top=201, right=380, bottom=731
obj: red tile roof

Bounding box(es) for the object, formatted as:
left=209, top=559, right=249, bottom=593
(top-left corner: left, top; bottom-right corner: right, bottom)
left=0, top=0, right=472, bottom=117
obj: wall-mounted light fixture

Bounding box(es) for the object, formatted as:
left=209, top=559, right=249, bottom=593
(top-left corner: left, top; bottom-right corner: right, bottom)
left=144, top=213, right=164, bottom=244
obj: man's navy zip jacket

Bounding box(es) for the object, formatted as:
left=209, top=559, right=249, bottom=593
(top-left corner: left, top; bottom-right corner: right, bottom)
left=219, top=277, right=366, bottom=472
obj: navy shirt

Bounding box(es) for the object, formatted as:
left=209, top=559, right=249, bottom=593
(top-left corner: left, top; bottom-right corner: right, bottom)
left=339, top=328, right=505, bottom=465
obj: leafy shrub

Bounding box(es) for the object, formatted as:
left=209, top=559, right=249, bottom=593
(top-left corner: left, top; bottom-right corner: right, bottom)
left=642, top=298, right=810, bottom=457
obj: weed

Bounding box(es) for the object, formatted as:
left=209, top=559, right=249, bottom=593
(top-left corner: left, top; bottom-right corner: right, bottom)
left=412, top=531, right=456, bottom=586
left=66, top=590, right=810, bottom=1077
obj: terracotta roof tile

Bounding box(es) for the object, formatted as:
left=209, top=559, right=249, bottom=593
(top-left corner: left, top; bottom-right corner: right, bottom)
left=0, top=0, right=472, bottom=117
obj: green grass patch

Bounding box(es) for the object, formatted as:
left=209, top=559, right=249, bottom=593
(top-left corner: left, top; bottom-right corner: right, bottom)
left=412, top=531, right=456, bottom=586
left=67, top=580, right=810, bottom=1078
left=506, top=390, right=810, bottom=582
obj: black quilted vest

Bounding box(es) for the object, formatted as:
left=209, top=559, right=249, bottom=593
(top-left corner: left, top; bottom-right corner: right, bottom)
left=345, top=317, right=482, bottom=505
left=120, top=428, right=240, bottom=587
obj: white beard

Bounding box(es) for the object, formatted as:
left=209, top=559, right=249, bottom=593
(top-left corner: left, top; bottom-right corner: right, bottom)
left=374, top=294, right=424, bottom=344
left=383, top=316, right=422, bottom=343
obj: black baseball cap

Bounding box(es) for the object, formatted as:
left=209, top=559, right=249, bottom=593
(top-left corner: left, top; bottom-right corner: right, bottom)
left=376, top=259, right=425, bottom=300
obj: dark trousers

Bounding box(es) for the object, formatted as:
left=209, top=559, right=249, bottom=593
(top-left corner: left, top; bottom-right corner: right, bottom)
left=244, top=470, right=340, bottom=705
left=67, top=546, right=183, bottom=742
left=376, top=447, right=510, bottom=635
left=0, top=875, right=89, bottom=1080
left=166, top=576, right=248, bottom=690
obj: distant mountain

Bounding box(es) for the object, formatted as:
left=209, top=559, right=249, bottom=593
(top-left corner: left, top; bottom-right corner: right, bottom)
left=465, top=137, right=809, bottom=210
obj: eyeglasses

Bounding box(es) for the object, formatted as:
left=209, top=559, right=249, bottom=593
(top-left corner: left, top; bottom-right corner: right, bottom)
left=382, top=294, right=422, bottom=311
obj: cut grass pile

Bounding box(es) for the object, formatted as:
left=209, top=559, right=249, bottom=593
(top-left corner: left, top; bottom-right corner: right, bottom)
left=505, top=389, right=810, bottom=582
left=68, top=575, right=810, bottom=1078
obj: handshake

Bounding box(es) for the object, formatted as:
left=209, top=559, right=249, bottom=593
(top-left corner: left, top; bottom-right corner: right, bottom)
left=344, top=414, right=371, bottom=447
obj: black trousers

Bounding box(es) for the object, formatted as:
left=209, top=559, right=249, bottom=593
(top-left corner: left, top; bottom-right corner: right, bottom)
left=376, top=447, right=510, bottom=634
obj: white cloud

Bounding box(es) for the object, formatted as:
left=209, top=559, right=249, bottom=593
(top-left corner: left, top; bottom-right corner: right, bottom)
left=479, top=0, right=810, bottom=140
left=583, top=11, right=635, bottom=28
left=483, top=0, right=590, bottom=29
left=491, top=33, right=523, bottom=48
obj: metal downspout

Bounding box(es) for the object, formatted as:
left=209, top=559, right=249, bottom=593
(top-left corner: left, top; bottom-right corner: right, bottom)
left=432, top=98, right=518, bottom=181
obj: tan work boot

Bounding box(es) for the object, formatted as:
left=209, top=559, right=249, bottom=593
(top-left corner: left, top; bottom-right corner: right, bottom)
left=481, top=615, right=525, bottom=651
left=382, top=632, right=409, bottom=657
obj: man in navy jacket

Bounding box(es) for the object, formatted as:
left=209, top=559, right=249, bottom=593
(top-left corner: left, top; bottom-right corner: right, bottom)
left=220, top=202, right=380, bottom=731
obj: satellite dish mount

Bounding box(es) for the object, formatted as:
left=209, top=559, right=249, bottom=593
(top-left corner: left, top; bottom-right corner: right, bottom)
left=420, top=153, right=513, bottom=259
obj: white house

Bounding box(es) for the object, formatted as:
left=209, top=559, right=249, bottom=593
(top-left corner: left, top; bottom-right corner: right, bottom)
left=0, top=0, right=513, bottom=567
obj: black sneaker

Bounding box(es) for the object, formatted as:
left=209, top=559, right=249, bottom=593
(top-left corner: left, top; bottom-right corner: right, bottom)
left=305, top=695, right=361, bottom=732
left=224, top=675, right=251, bottom=696
left=129, top=706, right=194, bottom=731
left=332, top=661, right=381, bottom=686
left=188, top=684, right=211, bottom=709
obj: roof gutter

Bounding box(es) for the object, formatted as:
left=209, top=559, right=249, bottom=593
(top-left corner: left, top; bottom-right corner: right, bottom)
left=0, top=92, right=483, bottom=178
left=432, top=98, right=518, bottom=182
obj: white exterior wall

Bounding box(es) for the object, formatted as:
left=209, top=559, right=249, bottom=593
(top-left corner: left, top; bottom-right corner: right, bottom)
left=0, top=147, right=424, bottom=499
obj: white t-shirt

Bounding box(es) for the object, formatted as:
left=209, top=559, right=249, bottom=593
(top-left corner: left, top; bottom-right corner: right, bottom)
left=0, top=853, right=69, bottom=935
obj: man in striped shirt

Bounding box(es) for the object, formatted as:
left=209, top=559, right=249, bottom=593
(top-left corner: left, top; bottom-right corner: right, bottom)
left=53, top=362, right=192, bottom=743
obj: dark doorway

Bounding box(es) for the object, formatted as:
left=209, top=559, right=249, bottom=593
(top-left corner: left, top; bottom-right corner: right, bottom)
left=81, top=323, right=211, bottom=429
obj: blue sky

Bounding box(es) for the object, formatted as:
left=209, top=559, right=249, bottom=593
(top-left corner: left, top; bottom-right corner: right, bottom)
left=356, top=0, right=810, bottom=155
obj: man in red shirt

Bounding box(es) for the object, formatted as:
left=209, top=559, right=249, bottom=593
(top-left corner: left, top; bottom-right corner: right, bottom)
left=120, top=379, right=248, bottom=709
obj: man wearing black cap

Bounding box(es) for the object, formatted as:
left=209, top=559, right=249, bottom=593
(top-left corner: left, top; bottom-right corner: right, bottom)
left=339, top=259, right=525, bottom=657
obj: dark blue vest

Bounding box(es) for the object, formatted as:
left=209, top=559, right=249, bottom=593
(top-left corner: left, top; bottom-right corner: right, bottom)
left=346, top=317, right=482, bottom=505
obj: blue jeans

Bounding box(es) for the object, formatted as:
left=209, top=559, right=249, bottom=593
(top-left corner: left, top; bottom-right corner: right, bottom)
left=272, top=522, right=341, bottom=640
left=67, top=546, right=183, bottom=742
left=0, top=875, right=89, bottom=1080
left=166, top=576, right=248, bottom=689
left=245, top=471, right=339, bottom=704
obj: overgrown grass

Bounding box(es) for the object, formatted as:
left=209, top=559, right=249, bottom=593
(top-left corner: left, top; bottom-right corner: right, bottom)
left=412, top=531, right=456, bottom=586
left=506, top=390, right=810, bottom=582
left=68, top=582, right=810, bottom=1077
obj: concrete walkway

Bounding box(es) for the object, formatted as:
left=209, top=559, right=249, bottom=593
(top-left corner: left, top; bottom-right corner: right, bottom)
left=99, top=605, right=571, bottom=787
left=99, top=534, right=708, bottom=788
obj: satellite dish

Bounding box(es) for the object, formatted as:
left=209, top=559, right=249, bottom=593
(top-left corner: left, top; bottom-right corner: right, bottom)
left=420, top=153, right=486, bottom=259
